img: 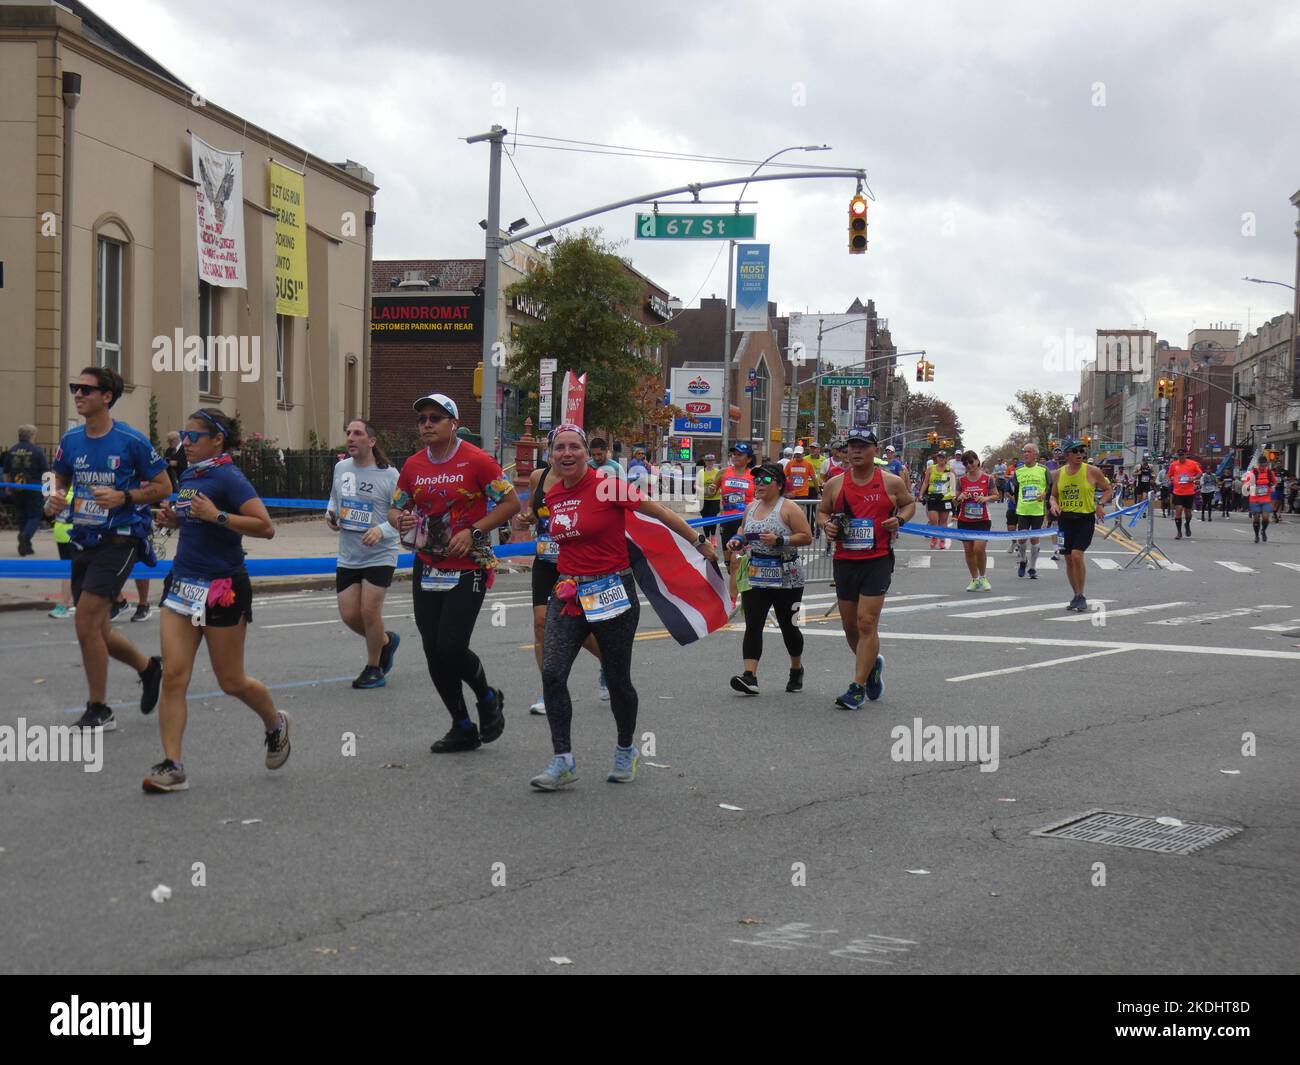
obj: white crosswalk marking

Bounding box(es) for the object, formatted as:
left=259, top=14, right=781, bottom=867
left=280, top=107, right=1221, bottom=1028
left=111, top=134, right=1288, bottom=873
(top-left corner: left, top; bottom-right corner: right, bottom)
left=949, top=599, right=1115, bottom=619
left=885, top=596, right=1019, bottom=615
left=1155, top=559, right=1193, bottom=572
left=1150, top=605, right=1289, bottom=626
left=1091, top=558, right=1121, bottom=570
left=908, top=556, right=931, bottom=569
left=1275, top=562, right=1300, bottom=574
left=1215, top=561, right=1257, bottom=574
left=1050, top=601, right=1188, bottom=623
left=1034, top=559, right=1059, bottom=570
left=1251, top=618, right=1300, bottom=634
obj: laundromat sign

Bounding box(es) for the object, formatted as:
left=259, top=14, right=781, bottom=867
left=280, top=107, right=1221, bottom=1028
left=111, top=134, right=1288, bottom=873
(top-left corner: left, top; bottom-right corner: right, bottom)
left=370, top=294, right=483, bottom=343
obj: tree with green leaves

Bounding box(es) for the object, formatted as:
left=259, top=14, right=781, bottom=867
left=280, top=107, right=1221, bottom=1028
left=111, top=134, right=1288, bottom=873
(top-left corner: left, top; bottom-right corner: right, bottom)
left=1006, top=390, right=1073, bottom=450
left=504, top=229, right=674, bottom=438
left=898, top=393, right=964, bottom=462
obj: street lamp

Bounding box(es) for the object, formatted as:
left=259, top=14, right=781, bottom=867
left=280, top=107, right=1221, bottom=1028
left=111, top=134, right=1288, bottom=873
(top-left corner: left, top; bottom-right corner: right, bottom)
left=1242, top=275, right=1297, bottom=292
left=722, top=144, right=833, bottom=457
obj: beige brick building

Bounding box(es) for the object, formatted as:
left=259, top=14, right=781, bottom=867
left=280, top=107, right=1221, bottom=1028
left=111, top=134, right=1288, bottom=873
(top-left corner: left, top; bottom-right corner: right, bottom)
left=0, top=0, right=376, bottom=453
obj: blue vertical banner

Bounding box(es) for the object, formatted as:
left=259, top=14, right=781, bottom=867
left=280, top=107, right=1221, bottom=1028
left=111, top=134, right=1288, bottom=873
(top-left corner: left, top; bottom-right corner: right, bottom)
left=733, top=244, right=771, bottom=332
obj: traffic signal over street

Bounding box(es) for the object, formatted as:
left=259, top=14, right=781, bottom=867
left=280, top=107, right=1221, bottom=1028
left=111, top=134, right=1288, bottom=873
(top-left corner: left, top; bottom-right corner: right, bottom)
left=848, top=194, right=868, bottom=253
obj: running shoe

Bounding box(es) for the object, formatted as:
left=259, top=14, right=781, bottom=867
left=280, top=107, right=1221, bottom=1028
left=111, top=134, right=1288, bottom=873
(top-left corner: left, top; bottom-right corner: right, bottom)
left=939, top=540, right=948, bottom=550
left=478, top=687, right=505, bottom=743
left=607, top=744, right=639, bottom=783
left=110, top=597, right=129, bottom=621
left=73, top=702, right=115, bottom=731
left=786, top=667, right=804, bottom=693
left=529, top=697, right=547, bottom=715
left=1027, top=568, right=1038, bottom=580
left=264, top=711, right=292, bottom=769
left=1074, top=596, right=1088, bottom=613
left=865, top=655, right=885, bottom=701
left=142, top=759, right=188, bottom=793
left=138, top=656, right=162, bottom=715
left=431, top=720, right=481, bottom=753
left=835, top=681, right=867, bottom=710
left=598, top=669, right=610, bottom=701
left=1261, top=526, right=1268, bottom=542
left=530, top=754, right=577, bottom=791
left=730, top=671, right=760, bottom=695
left=1050, top=552, right=1060, bottom=561
left=378, top=631, right=400, bottom=675
left=966, top=579, right=980, bottom=592
left=1066, top=594, right=1084, bottom=612
left=352, top=665, right=386, bottom=689
left=1017, top=560, right=1027, bottom=579
left=131, top=603, right=152, bottom=622
left=976, top=577, right=993, bottom=592
left=47, top=604, right=69, bottom=619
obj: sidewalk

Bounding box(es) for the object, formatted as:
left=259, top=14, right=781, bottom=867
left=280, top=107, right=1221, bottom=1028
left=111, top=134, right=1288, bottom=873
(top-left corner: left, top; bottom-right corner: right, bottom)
left=0, top=518, right=409, bottom=612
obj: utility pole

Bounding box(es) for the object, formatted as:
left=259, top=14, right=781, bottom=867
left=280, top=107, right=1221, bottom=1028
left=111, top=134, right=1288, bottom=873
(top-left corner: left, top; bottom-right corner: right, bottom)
left=720, top=240, right=735, bottom=458
left=467, top=125, right=506, bottom=461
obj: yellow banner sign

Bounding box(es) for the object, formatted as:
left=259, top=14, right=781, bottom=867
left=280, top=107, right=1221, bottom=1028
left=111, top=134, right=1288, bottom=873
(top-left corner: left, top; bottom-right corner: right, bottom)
left=269, top=162, right=308, bottom=317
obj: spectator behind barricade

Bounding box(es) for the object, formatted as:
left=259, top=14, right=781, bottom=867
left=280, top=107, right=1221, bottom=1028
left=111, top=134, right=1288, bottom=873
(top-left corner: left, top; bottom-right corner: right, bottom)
left=164, top=430, right=187, bottom=490
left=3, top=423, right=49, bottom=556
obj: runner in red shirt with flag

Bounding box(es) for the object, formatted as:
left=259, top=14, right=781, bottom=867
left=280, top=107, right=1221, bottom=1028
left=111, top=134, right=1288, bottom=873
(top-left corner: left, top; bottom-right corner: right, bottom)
left=1167, top=450, right=1202, bottom=540
left=390, top=393, right=519, bottom=754
left=530, top=424, right=720, bottom=791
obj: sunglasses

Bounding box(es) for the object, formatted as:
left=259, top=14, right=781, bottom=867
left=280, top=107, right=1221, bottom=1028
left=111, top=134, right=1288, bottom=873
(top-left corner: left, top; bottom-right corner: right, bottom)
left=178, top=429, right=213, bottom=444
left=68, top=383, right=106, bottom=396
left=417, top=413, right=450, bottom=425
left=754, top=474, right=778, bottom=485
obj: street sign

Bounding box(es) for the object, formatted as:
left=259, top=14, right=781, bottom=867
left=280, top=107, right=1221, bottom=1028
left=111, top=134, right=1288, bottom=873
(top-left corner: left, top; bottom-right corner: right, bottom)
left=635, top=213, right=756, bottom=240
left=1098, top=441, right=1123, bottom=451
left=824, top=375, right=871, bottom=387
left=1250, top=423, right=1272, bottom=432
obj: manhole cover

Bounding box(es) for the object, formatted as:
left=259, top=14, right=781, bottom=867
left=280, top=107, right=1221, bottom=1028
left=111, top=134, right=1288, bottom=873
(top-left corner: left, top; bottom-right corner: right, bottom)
left=1032, top=809, right=1241, bottom=855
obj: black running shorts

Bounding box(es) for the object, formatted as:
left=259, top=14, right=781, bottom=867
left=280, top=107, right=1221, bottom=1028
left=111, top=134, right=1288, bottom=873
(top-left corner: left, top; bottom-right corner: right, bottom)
left=1016, top=514, right=1045, bottom=531
left=1058, top=513, right=1096, bottom=554
left=162, top=570, right=253, bottom=627
left=335, top=564, right=395, bottom=592
left=833, top=553, right=894, bottom=601
left=70, top=537, right=139, bottom=606
left=532, top=557, right=558, bottom=607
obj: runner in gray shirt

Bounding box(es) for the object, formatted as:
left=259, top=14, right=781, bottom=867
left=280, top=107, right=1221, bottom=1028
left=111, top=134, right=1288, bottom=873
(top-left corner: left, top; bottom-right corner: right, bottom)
left=327, top=419, right=401, bottom=689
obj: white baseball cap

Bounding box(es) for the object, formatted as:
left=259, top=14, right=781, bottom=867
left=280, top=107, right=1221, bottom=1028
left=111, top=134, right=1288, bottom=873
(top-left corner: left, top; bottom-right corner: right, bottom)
left=794, top=445, right=804, bottom=454
left=413, top=392, right=459, bottom=419
left=783, top=447, right=793, bottom=455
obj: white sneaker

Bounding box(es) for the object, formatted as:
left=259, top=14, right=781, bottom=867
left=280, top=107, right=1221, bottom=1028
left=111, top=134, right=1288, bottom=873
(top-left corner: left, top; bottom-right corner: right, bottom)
left=529, top=697, right=546, bottom=716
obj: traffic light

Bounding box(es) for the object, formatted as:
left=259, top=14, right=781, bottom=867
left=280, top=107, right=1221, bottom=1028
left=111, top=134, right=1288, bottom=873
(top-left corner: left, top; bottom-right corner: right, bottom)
left=473, top=362, right=483, bottom=399
left=915, top=359, right=925, bottom=382
left=1082, top=434, right=1093, bottom=447
left=924, top=361, right=934, bottom=382
left=1156, top=377, right=1170, bottom=399
left=848, top=194, right=868, bottom=254
left=928, top=431, right=938, bottom=445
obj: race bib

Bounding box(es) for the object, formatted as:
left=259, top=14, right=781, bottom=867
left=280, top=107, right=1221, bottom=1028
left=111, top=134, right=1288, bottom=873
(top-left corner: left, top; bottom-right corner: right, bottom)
left=843, top=518, right=875, bottom=550
left=339, top=497, right=373, bottom=531
left=163, top=576, right=209, bottom=625
left=1021, top=484, right=1040, bottom=502
left=420, top=568, right=461, bottom=592
left=963, top=501, right=984, bottom=520
left=792, top=474, right=805, bottom=488
left=578, top=574, right=631, bottom=622
left=72, top=494, right=109, bottom=527
left=1178, top=474, right=1191, bottom=484
left=748, top=558, right=784, bottom=588
left=535, top=536, right=560, bottom=560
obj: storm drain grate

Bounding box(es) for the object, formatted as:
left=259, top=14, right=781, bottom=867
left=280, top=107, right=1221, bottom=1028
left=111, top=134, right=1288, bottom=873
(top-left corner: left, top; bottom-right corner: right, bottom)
left=1032, top=809, right=1242, bottom=855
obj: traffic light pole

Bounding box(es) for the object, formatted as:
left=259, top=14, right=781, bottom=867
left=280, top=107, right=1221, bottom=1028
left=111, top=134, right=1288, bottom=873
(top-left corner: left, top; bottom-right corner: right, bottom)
left=1125, top=376, right=1166, bottom=570
left=464, top=133, right=866, bottom=457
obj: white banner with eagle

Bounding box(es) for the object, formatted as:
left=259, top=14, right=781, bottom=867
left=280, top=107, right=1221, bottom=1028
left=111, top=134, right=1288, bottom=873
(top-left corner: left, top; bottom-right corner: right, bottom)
left=191, top=133, right=246, bottom=289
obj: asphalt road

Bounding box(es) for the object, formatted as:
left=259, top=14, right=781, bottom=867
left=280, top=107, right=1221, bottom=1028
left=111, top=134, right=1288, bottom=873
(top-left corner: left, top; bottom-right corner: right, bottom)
left=1, top=512, right=1297, bottom=974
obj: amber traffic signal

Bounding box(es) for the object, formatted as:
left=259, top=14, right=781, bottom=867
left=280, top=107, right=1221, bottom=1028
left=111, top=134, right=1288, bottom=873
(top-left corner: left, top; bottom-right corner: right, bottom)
left=848, top=195, right=868, bottom=254
left=924, top=361, right=934, bottom=382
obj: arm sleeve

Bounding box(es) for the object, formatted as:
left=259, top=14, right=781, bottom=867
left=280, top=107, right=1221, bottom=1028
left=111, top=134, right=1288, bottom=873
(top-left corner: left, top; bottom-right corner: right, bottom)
left=327, top=464, right=341, bottom=514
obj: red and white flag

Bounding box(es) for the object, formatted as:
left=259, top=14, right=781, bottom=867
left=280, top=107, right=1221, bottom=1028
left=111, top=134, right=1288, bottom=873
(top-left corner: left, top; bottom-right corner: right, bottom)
left=624, top=509, right=732, bottom=645
left=561, top=371, right=587, bottom=428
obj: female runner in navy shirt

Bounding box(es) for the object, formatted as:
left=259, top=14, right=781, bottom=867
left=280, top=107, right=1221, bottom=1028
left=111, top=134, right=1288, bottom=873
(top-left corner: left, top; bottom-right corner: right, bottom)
left=142, top=410, right=289, bottom=792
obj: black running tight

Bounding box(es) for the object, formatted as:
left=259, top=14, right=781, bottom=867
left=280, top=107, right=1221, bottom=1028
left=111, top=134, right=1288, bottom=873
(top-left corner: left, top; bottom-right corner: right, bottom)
left=541, top=574, right=639, bottom=753
left=741, top=586, right=805, bottom=662
left=411, top=562, right=489, bottom=723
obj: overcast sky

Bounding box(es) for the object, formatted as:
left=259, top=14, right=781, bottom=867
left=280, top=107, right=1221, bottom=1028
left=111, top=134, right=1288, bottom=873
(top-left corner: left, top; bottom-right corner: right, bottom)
left=94, top=0, right=1300, bottom=449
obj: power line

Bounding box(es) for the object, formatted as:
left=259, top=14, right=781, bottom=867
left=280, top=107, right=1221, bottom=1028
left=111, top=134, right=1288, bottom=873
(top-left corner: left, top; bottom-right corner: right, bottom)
left=508, top=138, right=849, bottom=172
left=505, top=150, right=547, bottom=231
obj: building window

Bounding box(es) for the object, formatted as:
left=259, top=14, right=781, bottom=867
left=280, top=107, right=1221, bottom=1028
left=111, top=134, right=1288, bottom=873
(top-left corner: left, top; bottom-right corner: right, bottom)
left=749, top=359, right=769, bottom=446
left=198, top=280, right=216, bottom=395
left=275, top=315, right=288, bottom=404
left=344, top=354, right=358, bottom=420
left=95, top=238, right=123, bottom=373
